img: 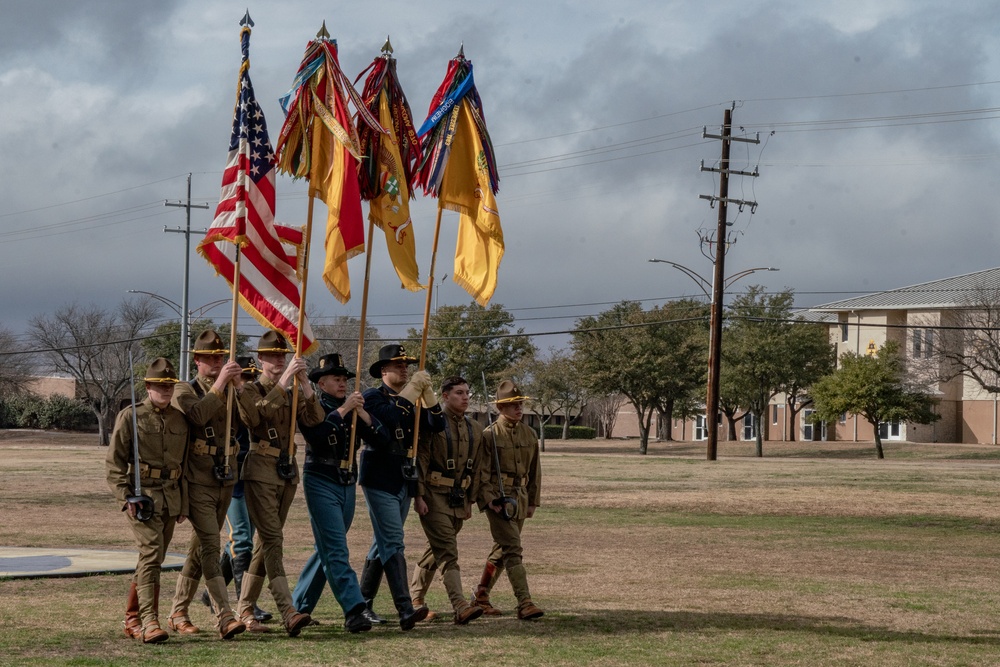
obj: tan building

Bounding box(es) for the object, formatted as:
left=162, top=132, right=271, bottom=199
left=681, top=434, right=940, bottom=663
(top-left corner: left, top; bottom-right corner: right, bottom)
left=24, top=375, right=78, bottom=399
left=614, top=267, right=1000, bottom=445
left=807, top=267, right=1000, bottom=444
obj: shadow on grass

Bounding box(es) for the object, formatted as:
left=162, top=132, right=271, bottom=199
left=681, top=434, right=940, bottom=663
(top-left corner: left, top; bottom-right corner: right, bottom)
left=229, top=609, right=1000, bottom=648
left=549, top=609, right=1000, bottom=645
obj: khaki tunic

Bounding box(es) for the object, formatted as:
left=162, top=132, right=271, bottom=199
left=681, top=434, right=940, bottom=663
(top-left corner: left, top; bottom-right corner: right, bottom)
left=414, top=408, right=483, bottom=605
left=105, top=399, right=188, bottom=623
left=171, top=375, right=240, bottom=582
left=236, top=375, right=323, bottom=581
left=476, top=415, right=541, bottom=568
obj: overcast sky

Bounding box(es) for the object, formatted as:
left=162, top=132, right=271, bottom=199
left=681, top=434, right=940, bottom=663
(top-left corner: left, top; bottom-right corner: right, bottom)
left=4, top=1, right=1000, bottom=352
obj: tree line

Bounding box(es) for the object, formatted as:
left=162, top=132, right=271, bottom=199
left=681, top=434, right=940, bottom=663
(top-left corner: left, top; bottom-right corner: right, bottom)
left=1, top=287, right=969, bottom=455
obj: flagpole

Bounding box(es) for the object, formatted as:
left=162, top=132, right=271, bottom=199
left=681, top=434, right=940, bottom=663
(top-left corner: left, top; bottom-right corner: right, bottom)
left=411, top=205, right=444, bottom=457
left=223, top=246, right=242, bottom=477
left=347, top=216, right=376, bottom=468
left=288, top=195, right=315, bottom=458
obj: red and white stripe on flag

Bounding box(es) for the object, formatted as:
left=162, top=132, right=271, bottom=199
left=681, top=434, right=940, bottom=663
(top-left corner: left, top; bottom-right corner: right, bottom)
left=197, top=26, right=316, bottom=355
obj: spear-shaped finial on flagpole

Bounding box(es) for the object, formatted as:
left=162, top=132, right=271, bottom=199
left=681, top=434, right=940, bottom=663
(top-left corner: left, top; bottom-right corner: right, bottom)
left=456, top=43, right=465, bottom=60
left=382, top=35, right=393, bottom=56
left=240, top=9, right=254, bottom=27
left=317, top=20, right=330, bottom=39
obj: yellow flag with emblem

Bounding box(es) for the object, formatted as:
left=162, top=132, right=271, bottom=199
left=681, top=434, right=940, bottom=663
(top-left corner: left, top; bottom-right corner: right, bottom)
left=439, top=101, right=505, bottom=306
left=369, top=93, right=422, bottom=292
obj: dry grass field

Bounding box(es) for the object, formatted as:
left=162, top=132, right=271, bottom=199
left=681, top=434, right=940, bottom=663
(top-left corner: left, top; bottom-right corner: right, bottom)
left=4, top=430, right=1000, bottom=666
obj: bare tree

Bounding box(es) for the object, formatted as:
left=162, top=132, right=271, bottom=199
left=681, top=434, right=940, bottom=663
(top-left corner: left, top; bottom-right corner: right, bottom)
left=583, top=393, right=627, bottom=439
left=507, top=348, right=588, bottom=450
left=0, top=326, right=35, bottom=398
left=30, top=297, right=161, bottom=445
left=927, top=283, right=1000, bottom=394
left=310, top=315, right=383, bottom=391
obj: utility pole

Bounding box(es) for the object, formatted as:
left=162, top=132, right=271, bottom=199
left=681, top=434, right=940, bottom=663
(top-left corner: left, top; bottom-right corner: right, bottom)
left=164, top=173, right=209, bottom=381
left=699, top=106, right=759, bottom=461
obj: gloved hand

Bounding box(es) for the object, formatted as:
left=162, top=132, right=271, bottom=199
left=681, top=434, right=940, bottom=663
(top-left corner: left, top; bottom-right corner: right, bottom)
left=410, top=370, right=432, bottom=391
left=398, top=372, right=426, bottom=405
left=421, top=382, right=438, bottom=408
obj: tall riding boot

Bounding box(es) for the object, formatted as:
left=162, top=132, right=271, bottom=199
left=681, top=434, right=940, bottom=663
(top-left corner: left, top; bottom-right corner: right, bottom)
left=124, top=580, right=142, bottom=638
left=236, top=571, right=270, bottom=633
left=168, top=574, right=201, bottom=634
left=232, top=551, right=272, bottom=623
left=443, top=568, right=483, bottom=625
left=383, top=551, right=428, bottom=631
left=206, top=576, right=246, bottom=640
left=268, top=575, right=311, bottom=637
left=506, top=563, right=544, bottom=620
left=470, top=561, right=504, bottom=616
left=409, top=564, right=438, bottom=622
left=359, top=558, right=386, bottom=624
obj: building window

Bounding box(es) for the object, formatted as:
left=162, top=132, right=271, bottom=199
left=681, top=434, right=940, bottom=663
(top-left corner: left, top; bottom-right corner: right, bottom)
left=912, top=329, right=934, bottom=359
left=839, top=321, right=848, bottom=342
left=839, top=412, right=847, bottom=425
left=772, top=404, right=778, bottom=425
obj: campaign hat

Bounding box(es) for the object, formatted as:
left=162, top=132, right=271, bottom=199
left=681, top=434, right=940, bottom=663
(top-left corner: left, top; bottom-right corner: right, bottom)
left=309, top=353, right=355, bottom=383
left=192, top=329, right=228, bottom=355
left=492, top=380, right=531, bottom=404
left=369, top=344, right=417, bottom=379
left=256, top=330, right=291, bottom=354
left=143, top=357, right=180, bottom=384
left=237, top=355, right=260, bottom=378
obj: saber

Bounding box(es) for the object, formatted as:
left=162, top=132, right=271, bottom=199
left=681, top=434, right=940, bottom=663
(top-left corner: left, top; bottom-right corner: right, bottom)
left=126, top=350, right=154, bottom=522
left=481, top=372, right=516, bottom=521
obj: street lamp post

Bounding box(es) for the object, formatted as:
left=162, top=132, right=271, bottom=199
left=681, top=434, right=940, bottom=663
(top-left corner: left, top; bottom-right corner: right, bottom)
left=435, top=273, right=448, bottom=313
left=127, top=290, right=229, bottom=380
left=648, top=259, right=778, bottom=460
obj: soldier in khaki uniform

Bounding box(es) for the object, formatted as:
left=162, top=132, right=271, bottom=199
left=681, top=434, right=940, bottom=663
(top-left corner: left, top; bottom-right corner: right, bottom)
left=106, top=358, right=187, bottom=644
left=409, top=376, right=485, bottom=625
left=471, top=380, right=544, bottom=620
left=165, top=330, right=245, bottom=640
left=234, top=331, right=324, bottom=636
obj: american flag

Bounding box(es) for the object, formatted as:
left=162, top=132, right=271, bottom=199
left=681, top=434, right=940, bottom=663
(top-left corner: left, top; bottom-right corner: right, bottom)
left=198, top=22, right=316, bottom=355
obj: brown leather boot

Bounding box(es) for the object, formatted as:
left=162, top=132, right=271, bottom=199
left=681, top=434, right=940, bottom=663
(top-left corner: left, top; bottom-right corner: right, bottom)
left=206, top=576, right=245, bottom=640
left=124, top=581, right=142, bottom=638
left=470, top=562, right=503, bottom=616
left=219, top=615, right=246, bottom=640
left=237, top=572, right=271, bottom=633
left=141, top=620, right=169, bottom=644
left=269, top=575, right=312, bottom=637
left=516, top=599, right=544, bottom=620
left=453, top=600, right=485, bottom=625
left=167, top=613, right=200, bottom=634
left=168, top=574, right=201, bottom=634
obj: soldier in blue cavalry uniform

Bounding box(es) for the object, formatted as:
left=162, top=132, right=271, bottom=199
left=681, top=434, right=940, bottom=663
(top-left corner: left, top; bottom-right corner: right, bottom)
left=358, top=344, right=445, bottom=630
left=291, top=353, right=389, bottom=632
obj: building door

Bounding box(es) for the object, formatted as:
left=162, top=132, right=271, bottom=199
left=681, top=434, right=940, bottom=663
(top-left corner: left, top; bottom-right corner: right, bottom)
left=802, top=409, right=814, bottom=441
left=878, top=420, right=902, bottom=440
left=695, top=415, right=707, bottom=441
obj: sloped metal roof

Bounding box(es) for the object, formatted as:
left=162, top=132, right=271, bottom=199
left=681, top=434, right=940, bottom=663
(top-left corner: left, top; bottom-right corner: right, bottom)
left=812, top=267, right=1000, bottom=311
